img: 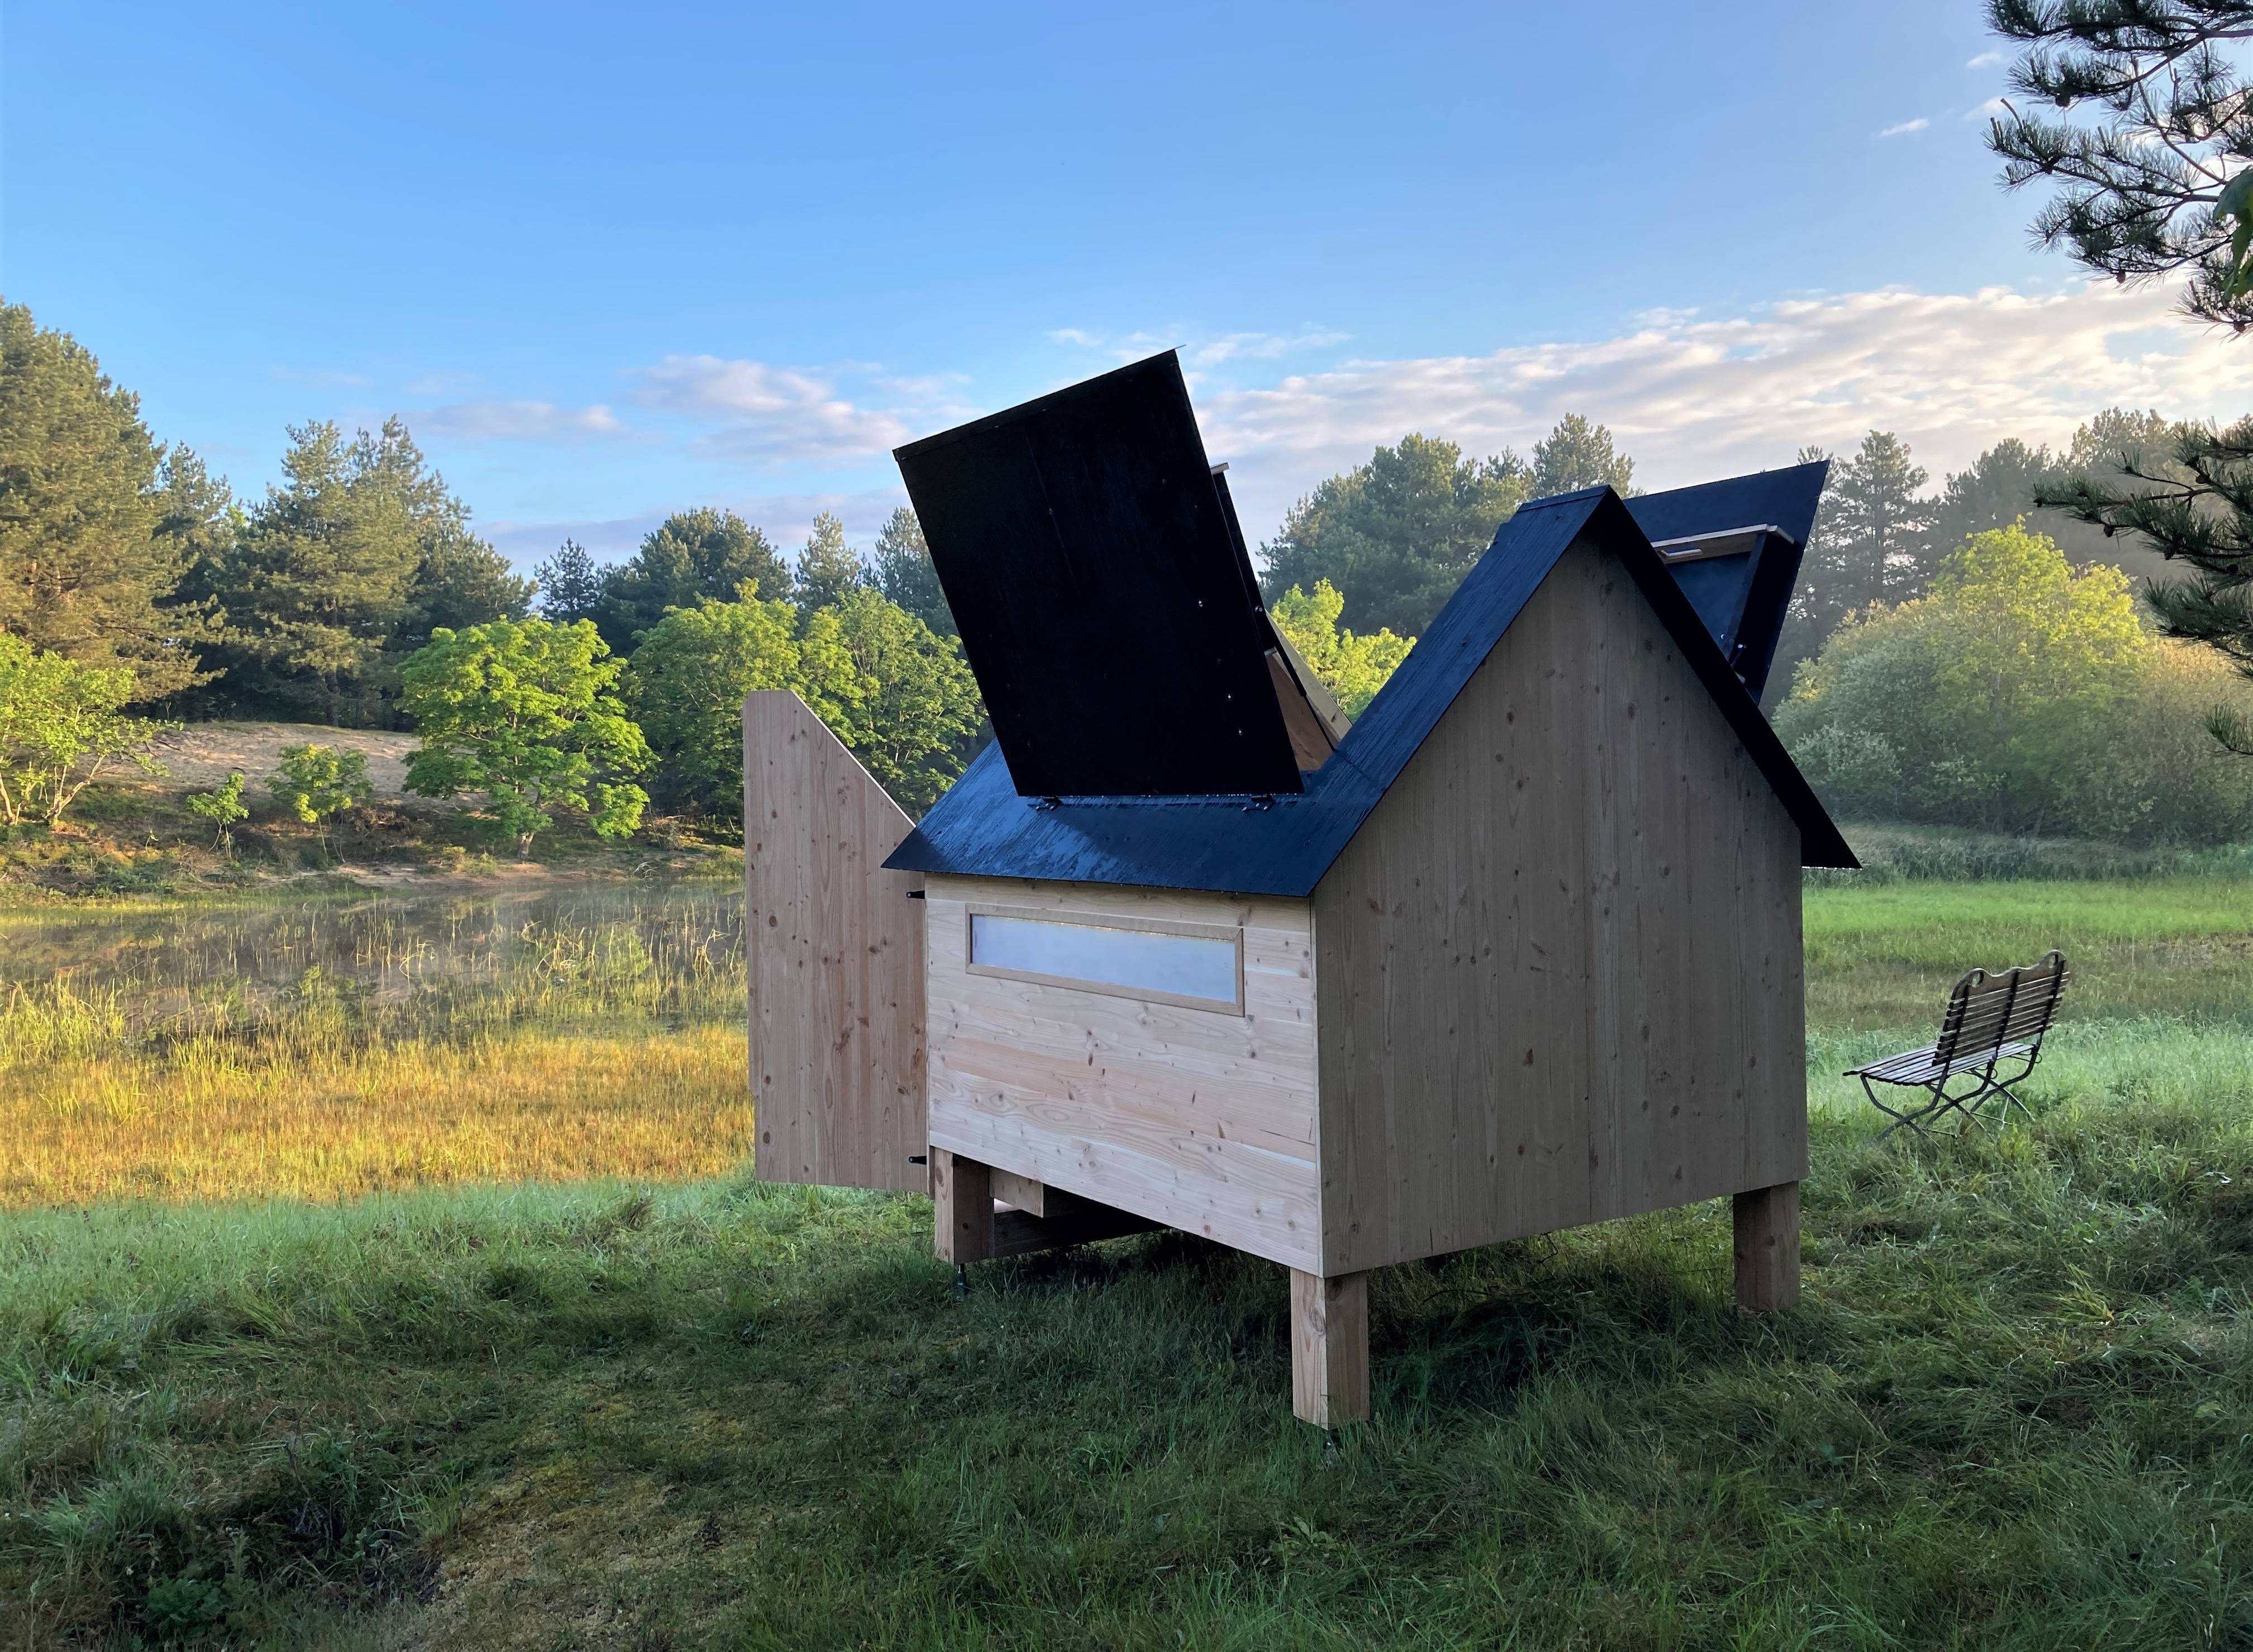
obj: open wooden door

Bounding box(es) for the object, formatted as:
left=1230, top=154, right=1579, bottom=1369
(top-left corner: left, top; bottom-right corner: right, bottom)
left=743, top=691, right=927, bottom=1192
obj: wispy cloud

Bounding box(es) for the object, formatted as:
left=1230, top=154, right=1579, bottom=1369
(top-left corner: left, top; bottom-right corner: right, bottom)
left=1192, top=281, right=2253, bottom=546
left=413, top=399, right=624, bottom=441
left=1966, top=96, right=2009, bottom=122
left=1878, top=117, right=1929, bottom=138
left=1966, top=50, right=2004, bottom=69
left=1047, top=324, right=1349, bottom=369
left=629, top=354, right=912, bottom=463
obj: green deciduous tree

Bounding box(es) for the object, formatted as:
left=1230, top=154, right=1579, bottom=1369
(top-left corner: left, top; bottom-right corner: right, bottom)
left=1268, top=580, right=1415, bottom=717
left=402, top=618, right=650, bottom=855
left=0, top=301, right=215, bottom=699
left=793, top=511, right=866, bottom=615
left=624, top=589, right=861, bottom=825
left=592, top=509, right=792, bottom=652
left=1530, top=413, right=1637, bottom=498
left=186, top=770, right=249, bottom=850
left=1259, top=434, right=1530, bottom=637
left=0, top=634, right=172, bottom=827
left=1778, top=523, right=2253, bottom=840
left=825, top=587, right=984, bottom=814
left=267, top=744, right=372, bottom=830
left=869, top=507, right=954, bottom=636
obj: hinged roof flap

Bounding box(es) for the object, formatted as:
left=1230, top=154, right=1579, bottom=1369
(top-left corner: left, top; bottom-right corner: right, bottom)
left=893, top=352, right=1304, bottom=798
left=1624, top=460, right=1828, bottom=700
left=885, top=486, right=1856, bottom=893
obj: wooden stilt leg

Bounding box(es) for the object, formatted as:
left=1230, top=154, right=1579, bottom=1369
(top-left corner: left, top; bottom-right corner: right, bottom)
left=1733, top=1181, right=1801, bottom=1312
left=1290, top=1269, right=1369, bottom=1426
left=931, top=1148, right=992, bottom=1264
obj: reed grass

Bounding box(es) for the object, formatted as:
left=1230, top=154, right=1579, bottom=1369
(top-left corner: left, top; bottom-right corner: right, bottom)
left=0, top=881, right=751, bottom=1206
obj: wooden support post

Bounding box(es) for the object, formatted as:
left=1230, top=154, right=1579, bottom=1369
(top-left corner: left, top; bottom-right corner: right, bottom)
left=1733, top=1180, right=1801, bottom=1312
left=932, top=1148, right=992, bottom=1264
left=1290, top=1269, right=1369, bottom=1427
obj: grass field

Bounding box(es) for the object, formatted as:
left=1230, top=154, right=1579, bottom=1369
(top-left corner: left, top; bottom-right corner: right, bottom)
left=3, top=872, right=2252, bottom=1647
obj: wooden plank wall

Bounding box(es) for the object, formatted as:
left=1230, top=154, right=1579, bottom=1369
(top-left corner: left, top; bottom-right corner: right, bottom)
left=744, top=691, right=928, bottom=1193
left=1313, top=537, right=1807, bottom=1275
left=923, top=876, right=1323, bottom=1270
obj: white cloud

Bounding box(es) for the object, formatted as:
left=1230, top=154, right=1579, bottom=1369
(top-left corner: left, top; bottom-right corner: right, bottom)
left=1878, top=117, right=1929, bottom=138
left=1048, top=324, right=1349, bottom=369
left=413, top=399, right=623, bottom=441
left=1966, top=50, right=2004, bottom=69
left=629, top=354, right=912, bottom=464
left=1965, top=96, right=2009, bottom=122
left=1194, top=280, right=2253, bottom=546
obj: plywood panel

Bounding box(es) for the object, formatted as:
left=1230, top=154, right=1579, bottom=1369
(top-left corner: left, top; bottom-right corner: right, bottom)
left=745, top=691, right=928, bottom=1193
left=924, top=877, right=1322, bottom=1269
left=1314, top=537, right=1807, bottom=1274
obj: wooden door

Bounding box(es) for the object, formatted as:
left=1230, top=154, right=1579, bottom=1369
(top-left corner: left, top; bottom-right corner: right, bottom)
left=743, top=691, right=928, bottom=1191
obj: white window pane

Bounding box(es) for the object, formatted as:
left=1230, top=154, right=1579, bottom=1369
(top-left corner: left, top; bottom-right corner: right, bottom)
left=970, top=914, right=1237, bottom=1006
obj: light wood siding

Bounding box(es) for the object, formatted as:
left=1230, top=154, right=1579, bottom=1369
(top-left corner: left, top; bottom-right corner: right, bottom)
left=1313, top=537, right=1807, bottom=1274
left=744, top=691, right=928, bottom=1193
left=924, top=877, right=1322, bottom=1270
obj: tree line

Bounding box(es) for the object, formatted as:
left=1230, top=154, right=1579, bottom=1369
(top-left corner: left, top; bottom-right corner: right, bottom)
left=5, top=288, right=2239, bottom=851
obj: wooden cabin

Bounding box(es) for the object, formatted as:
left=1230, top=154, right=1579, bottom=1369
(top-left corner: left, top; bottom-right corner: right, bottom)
left=745, top=353, right=1853, bottom=1426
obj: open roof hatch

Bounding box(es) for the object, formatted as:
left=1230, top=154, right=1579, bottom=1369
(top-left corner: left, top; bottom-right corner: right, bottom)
left=895, top=352, right=1313, bottom=798
left=1624, top=459, right=1828, bottom=701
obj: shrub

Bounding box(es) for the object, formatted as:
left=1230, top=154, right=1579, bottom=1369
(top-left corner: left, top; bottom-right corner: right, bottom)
left=0, top=635, right=172, bottom=828
left=267, top=745, right=371, bottom=844
left=186, top=770, right=249, bottom=850
left=1779, top=523, right=2253, bottom=844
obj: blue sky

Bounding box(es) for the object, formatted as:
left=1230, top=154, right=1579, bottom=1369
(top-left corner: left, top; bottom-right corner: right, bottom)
left=8, top=1, right=2251, bottom=572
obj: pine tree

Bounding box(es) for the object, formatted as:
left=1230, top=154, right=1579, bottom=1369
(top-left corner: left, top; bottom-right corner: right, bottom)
left=1988, top=0, right=2253, bottom=331
left=1260, top=434, right=1531, bottom=636
left=869, top=507, right=955, bottom=637
left=794, top=511, right=866, bottom=615
left=535, top=539, right=608, bottom=623
left=1530, top=413, right=1637, bottom=497
left=592, top=508, right=792, bottom=651
left=0, top=301, right=213, bottom=699
left=1983, top=3, right=2253, bottom=733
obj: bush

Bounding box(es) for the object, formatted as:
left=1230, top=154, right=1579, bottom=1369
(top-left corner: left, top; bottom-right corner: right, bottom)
left=0, top=636, right=170, bottom=828
left=267, top=745, right=372, bottom=848
left=1779, top=523, right=2253, bottom=844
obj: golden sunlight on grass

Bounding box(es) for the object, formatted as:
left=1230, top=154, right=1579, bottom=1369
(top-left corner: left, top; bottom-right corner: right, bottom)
left=0, top=1025, right=752, bottom=1205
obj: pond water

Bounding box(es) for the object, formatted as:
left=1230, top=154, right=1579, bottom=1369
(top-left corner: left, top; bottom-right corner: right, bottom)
left=0, top=875, right=748, bottom=1054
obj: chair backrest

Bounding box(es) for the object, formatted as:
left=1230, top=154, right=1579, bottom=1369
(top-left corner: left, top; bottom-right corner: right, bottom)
left=1933, top=950, right=2070, bottom=1068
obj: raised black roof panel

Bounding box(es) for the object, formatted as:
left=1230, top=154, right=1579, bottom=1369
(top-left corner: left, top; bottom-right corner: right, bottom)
left=1622, top=460, right=1828, bottom=699
left=885, top=487, right=1857, bottom=893
left=893, top=353, right=1304, bottom=798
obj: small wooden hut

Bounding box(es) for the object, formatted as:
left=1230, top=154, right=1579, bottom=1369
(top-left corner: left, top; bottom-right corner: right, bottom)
left=745, top=353, right=1853, bottom=1426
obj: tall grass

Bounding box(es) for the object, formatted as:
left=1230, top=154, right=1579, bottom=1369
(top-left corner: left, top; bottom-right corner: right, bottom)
left=2, top=871, right=2250, bottom=1644
left=0, top=882, right=752, bottom=1205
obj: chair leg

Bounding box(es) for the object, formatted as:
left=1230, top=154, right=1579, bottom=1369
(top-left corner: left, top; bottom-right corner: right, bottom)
left=1865, top=1074, right=1939, bottom=1141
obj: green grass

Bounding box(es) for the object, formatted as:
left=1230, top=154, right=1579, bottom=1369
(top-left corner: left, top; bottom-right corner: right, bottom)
left=5, top=874, right=2253, bottom=1647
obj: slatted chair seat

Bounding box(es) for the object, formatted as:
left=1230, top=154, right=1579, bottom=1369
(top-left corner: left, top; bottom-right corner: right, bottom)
left=1847, top=951, right=2070, bottom=1140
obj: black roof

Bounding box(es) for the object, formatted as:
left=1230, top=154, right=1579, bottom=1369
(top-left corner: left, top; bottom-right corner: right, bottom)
left=885, top=485, right=1857, bottom=894
left=1627, top=459, right=1828, bottom=701
left=893, top=353, right=1303, bottom=798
